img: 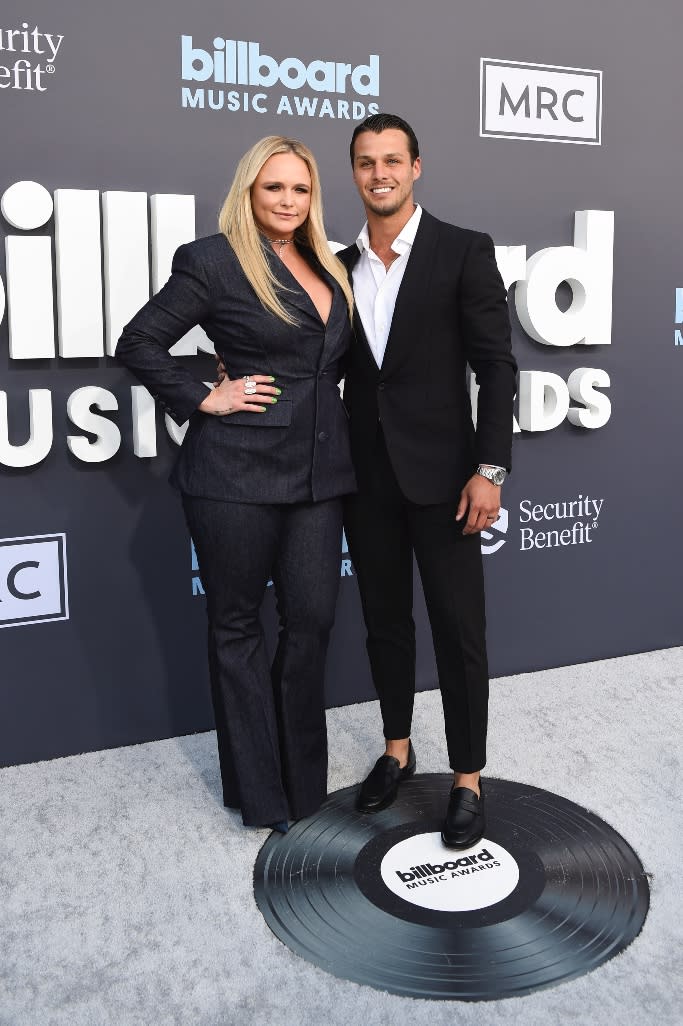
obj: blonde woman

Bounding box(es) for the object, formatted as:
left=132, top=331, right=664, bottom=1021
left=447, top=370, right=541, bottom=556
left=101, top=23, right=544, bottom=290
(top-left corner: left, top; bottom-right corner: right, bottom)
left=116, top=137, right=355, bottom=832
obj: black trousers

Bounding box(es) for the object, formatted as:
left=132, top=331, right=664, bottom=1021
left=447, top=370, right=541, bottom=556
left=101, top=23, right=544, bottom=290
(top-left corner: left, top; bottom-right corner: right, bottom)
left=182, top=495, right=343, bottom=827
left=343, top=430, right=488, bottom=773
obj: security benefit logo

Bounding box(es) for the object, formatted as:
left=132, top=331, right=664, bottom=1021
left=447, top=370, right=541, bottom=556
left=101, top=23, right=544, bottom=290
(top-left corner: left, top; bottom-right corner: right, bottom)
left=180, top=35, right=380, bottom=119
left=381, top=833, right=519, bottom=913
left=519, top=494, right=604, bottom=552
left=0, top=534, right=69, bottom=628
left=480, top=58, right=602, bottom=145
left=481, top=506, right=508, bottom=556
left=483, top=496, right=605, bottom=555
left=0, top=22, right=63, bottom=92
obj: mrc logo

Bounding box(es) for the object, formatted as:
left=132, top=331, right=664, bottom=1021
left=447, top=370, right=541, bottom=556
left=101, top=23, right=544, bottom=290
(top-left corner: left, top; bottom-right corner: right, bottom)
left=0, top=533, right=69, bottom=628
left=480, top=58, right=602, bottom=145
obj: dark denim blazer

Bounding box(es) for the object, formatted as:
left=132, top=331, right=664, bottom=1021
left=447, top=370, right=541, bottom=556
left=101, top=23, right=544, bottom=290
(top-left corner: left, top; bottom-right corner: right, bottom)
left=116, top=234, right=356, bottom=504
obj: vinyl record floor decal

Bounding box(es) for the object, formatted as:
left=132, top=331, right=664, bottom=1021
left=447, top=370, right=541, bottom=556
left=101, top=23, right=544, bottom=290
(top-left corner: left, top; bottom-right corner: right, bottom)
left=253, top=775, right=649, bottom=1000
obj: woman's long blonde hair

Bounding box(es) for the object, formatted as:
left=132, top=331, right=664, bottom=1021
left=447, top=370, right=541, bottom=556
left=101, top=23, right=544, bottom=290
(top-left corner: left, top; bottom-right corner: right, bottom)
left=218, top=136, right=353, bottom=324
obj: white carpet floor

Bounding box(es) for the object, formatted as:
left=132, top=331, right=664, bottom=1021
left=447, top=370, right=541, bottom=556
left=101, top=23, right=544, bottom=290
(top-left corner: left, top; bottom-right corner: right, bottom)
left=1, top=647, right=682, bottom=1026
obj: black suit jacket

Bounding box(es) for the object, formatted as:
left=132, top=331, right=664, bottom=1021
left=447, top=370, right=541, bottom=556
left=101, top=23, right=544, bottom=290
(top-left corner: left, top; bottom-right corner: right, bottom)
left=338, top=209, right=517, bottom=504
left=116, top=233, right=356, bottom=504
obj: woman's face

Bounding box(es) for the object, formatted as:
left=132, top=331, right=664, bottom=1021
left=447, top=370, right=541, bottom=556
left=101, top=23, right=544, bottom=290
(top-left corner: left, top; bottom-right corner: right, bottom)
left=251, top=152, right=312, bottom=239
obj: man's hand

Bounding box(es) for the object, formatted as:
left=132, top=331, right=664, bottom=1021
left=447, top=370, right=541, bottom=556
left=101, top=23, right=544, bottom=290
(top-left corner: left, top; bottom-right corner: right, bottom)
left=456, top=474, right=501, bottom=535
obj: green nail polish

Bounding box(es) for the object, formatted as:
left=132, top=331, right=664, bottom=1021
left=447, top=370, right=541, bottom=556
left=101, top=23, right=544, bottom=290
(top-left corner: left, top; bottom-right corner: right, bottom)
left=275, top=388, right=282, bottom=395
left=269, top=376, right=276, bottom=382
left=272, top=398, right=278, bottom=403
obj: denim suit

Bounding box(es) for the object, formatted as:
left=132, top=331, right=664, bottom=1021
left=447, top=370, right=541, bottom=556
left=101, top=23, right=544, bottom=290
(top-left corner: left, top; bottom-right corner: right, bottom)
left=117, top=233, right=355, bottom=825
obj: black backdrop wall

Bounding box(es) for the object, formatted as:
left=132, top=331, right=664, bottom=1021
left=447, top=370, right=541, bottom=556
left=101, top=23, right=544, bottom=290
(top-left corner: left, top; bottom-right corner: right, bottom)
left=2, top=0, right=681, bottom=766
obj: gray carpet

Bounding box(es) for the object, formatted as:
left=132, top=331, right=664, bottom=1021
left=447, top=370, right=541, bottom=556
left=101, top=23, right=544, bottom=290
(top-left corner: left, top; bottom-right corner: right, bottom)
left=1, top=648, right=681, bottom=1026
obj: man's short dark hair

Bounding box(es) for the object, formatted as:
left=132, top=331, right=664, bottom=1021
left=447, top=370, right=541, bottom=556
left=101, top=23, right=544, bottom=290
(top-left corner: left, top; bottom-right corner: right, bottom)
left=350, top=113, right=420, bottom=165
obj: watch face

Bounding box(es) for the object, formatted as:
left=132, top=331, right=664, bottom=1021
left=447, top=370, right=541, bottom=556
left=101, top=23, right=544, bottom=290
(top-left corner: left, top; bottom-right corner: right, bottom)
left=493, top=469, right=506, bottom=485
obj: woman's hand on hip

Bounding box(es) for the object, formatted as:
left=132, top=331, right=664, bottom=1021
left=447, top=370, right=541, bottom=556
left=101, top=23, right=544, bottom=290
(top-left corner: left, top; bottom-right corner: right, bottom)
left=199, top=373, right=280, bottom=416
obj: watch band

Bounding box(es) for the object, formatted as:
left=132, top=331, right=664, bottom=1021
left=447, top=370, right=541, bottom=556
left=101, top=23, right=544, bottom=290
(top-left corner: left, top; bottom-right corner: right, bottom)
left=477, top=465, right=506, bottom=486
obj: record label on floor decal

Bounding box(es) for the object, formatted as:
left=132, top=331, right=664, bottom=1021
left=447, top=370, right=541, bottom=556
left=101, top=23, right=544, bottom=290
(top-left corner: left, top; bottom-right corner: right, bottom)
left=253, top=776, right=650, bottom=1001
left=380, top=834, right=519, bottom=912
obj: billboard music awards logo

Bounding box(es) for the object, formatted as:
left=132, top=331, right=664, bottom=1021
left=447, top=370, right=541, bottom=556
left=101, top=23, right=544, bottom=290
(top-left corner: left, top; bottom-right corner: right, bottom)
left=381, top=833, right=519, bottom=912
left=180, top=36, right=380, bottom=119
left=0, top=534, right=69, bottom=628
left=0, top=179, right=614, bottom=470
left=0, top=180, right=213, bottom=469
left=675, top=289, right=683, bottom=346
left=0, top=23, right=63, bottom=91
left=480, top=58, right=602, bottom=145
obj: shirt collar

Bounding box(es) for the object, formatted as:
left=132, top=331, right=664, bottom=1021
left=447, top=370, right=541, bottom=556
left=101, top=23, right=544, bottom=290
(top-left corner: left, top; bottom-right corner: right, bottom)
left=356, top=204, right=423, bottom=256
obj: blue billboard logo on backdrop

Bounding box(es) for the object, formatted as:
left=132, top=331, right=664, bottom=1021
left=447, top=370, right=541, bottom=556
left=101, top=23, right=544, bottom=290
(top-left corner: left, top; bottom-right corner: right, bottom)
left=180, top=36, right=380, bottom=119
left=675, top=289, right=683, bottom=346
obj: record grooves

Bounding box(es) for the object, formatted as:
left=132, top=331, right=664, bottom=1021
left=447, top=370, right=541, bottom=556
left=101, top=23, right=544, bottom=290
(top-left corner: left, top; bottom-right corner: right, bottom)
left=254, top=775, right=649, bottom=1000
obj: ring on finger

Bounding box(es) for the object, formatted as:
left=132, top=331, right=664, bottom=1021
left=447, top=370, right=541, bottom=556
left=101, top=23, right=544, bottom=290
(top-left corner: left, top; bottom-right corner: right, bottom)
left=244, top=382, right=257, bottom=395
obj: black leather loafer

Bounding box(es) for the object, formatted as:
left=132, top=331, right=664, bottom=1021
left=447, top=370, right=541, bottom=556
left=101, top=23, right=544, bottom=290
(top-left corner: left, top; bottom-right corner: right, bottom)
left=441, top=778, right=485, bottom=849
left=356, top=742, right=416, bottom=813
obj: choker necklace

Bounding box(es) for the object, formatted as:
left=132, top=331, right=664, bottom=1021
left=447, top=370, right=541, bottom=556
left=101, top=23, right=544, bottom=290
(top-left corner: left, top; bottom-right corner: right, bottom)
left=262, top=234, right=294, bottom=254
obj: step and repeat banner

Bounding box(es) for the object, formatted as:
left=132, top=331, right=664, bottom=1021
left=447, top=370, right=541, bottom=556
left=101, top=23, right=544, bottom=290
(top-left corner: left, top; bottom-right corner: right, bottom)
left=2, top=0, right=681, bottom=765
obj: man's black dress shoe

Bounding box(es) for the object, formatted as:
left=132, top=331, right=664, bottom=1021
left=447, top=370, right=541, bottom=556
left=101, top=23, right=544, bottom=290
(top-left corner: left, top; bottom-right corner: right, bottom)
left=356, top=743, right=416, bottom=813
left=441, top=779, right=485, bottom=849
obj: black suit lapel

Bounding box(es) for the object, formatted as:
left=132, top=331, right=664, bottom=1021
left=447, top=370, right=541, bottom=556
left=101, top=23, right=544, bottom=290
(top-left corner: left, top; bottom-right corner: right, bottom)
left=381, top=210, right=439, bottom=376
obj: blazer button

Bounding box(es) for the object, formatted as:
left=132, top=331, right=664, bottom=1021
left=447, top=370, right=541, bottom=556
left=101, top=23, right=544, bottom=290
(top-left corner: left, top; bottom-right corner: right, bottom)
left=378, top=383, right=385, bottom=391
left=318, top=431, right=328, bottom=442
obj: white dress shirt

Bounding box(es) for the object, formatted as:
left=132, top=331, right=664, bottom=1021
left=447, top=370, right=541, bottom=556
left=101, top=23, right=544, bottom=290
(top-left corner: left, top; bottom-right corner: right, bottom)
left=352, top=204, right=423, bottom=368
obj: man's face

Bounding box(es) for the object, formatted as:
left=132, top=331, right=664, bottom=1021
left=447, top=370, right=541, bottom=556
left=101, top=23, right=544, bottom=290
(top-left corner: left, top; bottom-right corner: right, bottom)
left=351, top=128, right=421, bottom=219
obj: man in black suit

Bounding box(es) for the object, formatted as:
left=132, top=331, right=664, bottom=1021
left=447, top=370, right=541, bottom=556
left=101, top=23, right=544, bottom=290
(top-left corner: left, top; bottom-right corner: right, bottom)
left=339, top=114, right=517, bottom=849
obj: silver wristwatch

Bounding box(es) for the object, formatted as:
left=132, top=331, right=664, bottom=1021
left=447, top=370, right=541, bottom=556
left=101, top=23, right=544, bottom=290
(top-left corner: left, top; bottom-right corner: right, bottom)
left=477, top=465, right=506, bottom=486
